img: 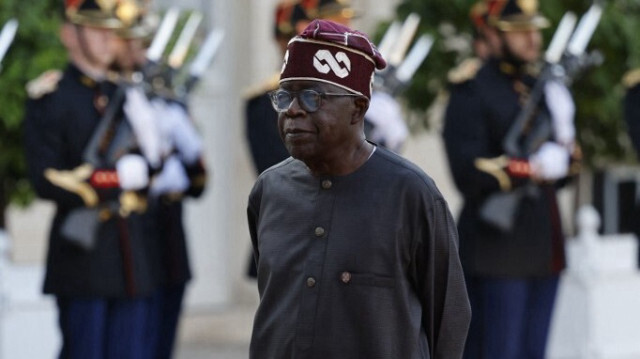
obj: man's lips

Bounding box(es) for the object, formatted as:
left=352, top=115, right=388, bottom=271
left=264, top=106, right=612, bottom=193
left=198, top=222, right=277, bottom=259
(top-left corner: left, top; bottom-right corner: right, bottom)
left=283, top=127, right=314, bottom=139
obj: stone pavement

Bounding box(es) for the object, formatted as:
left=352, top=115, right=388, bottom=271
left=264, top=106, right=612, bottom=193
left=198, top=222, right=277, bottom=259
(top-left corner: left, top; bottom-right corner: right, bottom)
left=175, top=301, right=257, bottom=359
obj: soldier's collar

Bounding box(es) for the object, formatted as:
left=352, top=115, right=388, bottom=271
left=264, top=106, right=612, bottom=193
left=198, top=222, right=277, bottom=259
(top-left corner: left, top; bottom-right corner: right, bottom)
left=68, top=63, right=105, bottom=89
left=497, top=59, right=538, bottom=78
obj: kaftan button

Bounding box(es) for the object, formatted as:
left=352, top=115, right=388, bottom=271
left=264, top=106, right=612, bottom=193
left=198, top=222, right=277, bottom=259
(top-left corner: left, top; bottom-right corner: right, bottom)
left=306, top=277, right=317, bottom=288
left=314, top=227, right=325, bottom=237
left=340, top=271, right=351, bottom=284
left=321, top=180, right=332, bottom=189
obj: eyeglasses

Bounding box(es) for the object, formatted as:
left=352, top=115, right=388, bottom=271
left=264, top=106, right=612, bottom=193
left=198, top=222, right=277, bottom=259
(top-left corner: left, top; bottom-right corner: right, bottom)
left=269, top=89, right=361, bottom=113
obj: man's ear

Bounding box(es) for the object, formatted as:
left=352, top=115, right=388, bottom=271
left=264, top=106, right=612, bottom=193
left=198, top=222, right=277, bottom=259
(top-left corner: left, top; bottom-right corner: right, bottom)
left=60, top=23, right=77, bottom=51
left=351, top=96, right=369, bottom=125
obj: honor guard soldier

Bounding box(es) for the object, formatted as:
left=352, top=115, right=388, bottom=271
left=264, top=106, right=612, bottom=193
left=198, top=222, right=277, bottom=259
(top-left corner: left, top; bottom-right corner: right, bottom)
left=111, top=5, right=208, bottom=358
left=443, top=0, right=579, bottom=358
left=248, top=19, right=470, bottom=359
left=23, top=0, right=163, bottom=357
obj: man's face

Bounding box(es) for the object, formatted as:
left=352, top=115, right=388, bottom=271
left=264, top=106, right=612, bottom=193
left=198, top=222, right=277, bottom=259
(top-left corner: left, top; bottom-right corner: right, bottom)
left=501, top=28, right=542, bottom=63
left=277, top=81, right=361, bottom=162
left=80, top=25, right=117, bottom=68
left=478, top=26, right=503, bottom=59
left=112, top=37, right=146, bottom=71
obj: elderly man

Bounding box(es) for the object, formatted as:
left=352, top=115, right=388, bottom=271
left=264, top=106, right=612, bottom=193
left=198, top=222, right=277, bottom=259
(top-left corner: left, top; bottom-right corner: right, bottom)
left=247, top=19, right=470, bottom=359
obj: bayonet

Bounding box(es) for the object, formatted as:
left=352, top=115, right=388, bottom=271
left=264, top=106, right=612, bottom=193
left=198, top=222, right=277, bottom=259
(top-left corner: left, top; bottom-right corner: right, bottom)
left=0, top=19, right=18, bottom=71
left=179, top=29, right=224, bottom=96
left=146, top=7, right=180, bottom=63
left=395, top=34, right=434, bottom=84
left=567, top=2, right=603, bottom=57
left=544, top=12, right=577, bottom=65
left=388, top=13, right=420, bottom=67
left=377, top=21, right=401, bottom=61
left=167, top=11, right=203, bottom=69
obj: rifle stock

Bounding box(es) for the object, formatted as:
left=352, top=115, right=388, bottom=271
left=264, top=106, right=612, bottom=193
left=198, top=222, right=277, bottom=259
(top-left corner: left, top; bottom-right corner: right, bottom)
left=479, top=185, right=540, bottom=233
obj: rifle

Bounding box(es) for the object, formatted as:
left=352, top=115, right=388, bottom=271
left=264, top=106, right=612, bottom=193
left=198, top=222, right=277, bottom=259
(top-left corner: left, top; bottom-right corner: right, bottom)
left=0, top=19, right=18, bottom=73
left=83, top=7, right=182, bottom=168
left=59, top=8, right=182, bottom=250
left=374, top=13, right=434, bottom=97
left=479, top=4, right=604, bottom=233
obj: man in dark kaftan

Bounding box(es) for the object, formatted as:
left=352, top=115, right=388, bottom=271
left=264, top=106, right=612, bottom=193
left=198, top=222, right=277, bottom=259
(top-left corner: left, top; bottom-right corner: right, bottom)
left=247, top=19, right=470, bottom=359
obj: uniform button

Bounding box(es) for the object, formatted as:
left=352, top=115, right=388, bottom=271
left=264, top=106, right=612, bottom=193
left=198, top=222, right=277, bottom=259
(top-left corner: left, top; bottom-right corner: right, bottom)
left=306, top=277, right=316, bottom=288
left=340, top=271, right=351, bottom=284
left=321, top=180, right=332, bottom=189
left=314, top=227, right=325, bottom=237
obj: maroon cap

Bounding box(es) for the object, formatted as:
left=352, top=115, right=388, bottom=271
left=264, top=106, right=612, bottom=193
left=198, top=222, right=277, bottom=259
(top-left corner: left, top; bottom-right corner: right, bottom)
left=280, top=19, right=386, bottom=98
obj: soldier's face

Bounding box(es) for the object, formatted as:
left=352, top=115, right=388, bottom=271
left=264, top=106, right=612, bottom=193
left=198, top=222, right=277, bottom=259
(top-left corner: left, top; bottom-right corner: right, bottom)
left=501, top=29, right=542, bottom=63
left=81, top=26, right=117, bottom=68
left=112, top=37, right=146, bottom=71
left=277, top=81, right=366, bottom=163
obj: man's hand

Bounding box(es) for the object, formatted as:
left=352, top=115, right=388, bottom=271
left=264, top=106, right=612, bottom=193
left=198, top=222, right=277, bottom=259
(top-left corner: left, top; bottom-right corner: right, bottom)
left=116, top=154, right=149, bottom=191
left=530, top=142, right=570, bottom=181
left=150, top=155, right=189, bottom=196
left=153, top=101, right=203, bottom=165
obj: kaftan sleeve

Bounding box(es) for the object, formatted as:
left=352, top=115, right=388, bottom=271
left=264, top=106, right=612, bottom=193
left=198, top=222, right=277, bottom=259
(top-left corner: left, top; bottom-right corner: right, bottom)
left=410, top=196, right=471, bottom=359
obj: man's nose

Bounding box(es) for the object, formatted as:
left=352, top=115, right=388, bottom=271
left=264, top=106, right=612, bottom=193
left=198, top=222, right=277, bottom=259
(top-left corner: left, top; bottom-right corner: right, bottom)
left=285, top=95, right=306, bottom=116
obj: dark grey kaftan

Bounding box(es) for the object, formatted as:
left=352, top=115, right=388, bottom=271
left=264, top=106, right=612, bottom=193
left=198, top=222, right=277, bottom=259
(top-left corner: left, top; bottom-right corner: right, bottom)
left=247, top=146, right=470, bottom=359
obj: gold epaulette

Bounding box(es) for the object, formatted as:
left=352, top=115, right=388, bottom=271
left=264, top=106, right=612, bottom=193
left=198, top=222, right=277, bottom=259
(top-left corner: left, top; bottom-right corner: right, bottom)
left=447, top=57, right=482, bottom=84
left=623, top=68, right=640, bottom=89
left=242, top=72, right=280, bottom=100
left=26, top=70, right=63, bottom=99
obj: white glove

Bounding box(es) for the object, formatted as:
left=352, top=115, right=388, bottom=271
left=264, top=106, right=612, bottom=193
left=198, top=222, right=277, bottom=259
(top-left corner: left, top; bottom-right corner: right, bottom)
left=150, top=155, right=190, bottom=196
left=116, top=154, right=149, bottom=190
left=544, top=81, right=576, bottom=147
left=365, top=91, right=409, bottom=153
left=150, top=99, right=176, bottom=158
left=530, top=142, right=570, bottom=181
left=153, top=101, right=203, bottom=165
left=124, top=87, right=163, bottom=168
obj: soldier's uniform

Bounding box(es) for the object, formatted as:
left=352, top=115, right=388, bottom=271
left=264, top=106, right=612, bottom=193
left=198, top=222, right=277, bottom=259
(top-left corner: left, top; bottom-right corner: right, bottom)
left=111, top=7, right=208, bottom=358
left=622, top=68, right=640, bottom=266
left=23, top=1, right=162, bottom=358
left=624, top=68, right=640, bottom=157
left=442, top=1, right=577, bottom=358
